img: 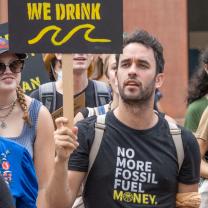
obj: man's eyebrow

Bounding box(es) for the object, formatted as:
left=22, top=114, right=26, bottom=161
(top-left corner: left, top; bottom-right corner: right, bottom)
left=137, top=59, right=150, bottom=65
left=120, top=58, right=132, bottom=63
left=120, top=57, right=150, bottom=65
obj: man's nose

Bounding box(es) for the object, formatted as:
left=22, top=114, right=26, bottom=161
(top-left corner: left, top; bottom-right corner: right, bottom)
left=128, top=64, right=137, bottom=76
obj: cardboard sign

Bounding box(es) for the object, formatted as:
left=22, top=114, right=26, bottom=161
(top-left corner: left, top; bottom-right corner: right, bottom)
left=8, top=0, right=123, bottom=54
left=51, top=92, right=86, bottom=126
left=0, top=23, right=50, bottom=95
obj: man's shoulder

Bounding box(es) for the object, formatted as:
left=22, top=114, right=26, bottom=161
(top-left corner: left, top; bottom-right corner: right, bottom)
left=76, top=115, right=97, bottom=129
left=158, top=115, right=197, bottom=146
left=178, top=125, right=198, bottom=148
left=92, top=80, right=111, bottom=94
left=86, top=79, right=108, bottom=93
left=75, top=111, right=112, bottom=132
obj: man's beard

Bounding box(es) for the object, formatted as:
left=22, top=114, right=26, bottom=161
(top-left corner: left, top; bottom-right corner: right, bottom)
left=118, top=79, right=155, bottom=107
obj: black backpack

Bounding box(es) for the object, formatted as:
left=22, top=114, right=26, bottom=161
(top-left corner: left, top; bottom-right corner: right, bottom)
left=38, top=80, right=111, bottom=113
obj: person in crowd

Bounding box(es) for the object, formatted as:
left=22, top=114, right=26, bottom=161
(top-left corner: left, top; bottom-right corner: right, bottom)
left=0, top=136, right=38, bottom=207
left=30, top=54, right=111, bottom=115
left=0, top=175, right=15, bottom=208
left=46, top=29, right=201, bottom=208
left=90, top=55, right=108, bottom=83
left=195, top=106, right=208, bottom=208
left=184, top=48, right=208, bottom=132
left=0, top=37, right=55, bottom=208
left=74, top=54, right=174, bottom=124
left=43, top=53, right=62, bottom=81
left=74, top=54, right=118, bottom=122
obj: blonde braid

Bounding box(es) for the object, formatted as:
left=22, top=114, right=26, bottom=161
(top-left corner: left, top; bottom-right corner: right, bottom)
left=16, top=86, right=32, bottom=126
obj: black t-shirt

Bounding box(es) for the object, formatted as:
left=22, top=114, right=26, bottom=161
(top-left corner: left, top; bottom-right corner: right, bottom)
left=0, top=176, right=15, bottom=208
left=30, top=80, right=99, bottom=112
left=69, top=111, right=200, bottom=208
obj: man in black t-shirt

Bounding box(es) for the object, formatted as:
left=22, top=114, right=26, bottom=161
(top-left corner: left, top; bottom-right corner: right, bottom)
left=47, top=30, right=201, bottom=208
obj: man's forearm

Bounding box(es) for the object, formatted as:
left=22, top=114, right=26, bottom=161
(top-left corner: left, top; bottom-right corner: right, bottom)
left=176, top=192, right=200, bottom=208
left=45, top=158, right=71, bottom=208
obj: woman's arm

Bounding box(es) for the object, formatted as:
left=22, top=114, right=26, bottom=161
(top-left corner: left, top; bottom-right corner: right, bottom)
left=35, top=105, right=55, bottom=207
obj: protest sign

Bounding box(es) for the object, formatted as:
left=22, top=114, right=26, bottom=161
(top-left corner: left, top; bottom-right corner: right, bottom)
left=8, top=0, right=123, bottom=127
left=8, top=0, right=123, bottom=54
left=0, top=23, right=50, bottom=95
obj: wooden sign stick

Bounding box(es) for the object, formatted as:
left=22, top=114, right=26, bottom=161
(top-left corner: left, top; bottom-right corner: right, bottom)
left=62, top=54, right=74, bottom=128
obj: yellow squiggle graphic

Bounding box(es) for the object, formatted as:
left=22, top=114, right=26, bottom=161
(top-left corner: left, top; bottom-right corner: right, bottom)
left=28, top=24, right=111, bottom=46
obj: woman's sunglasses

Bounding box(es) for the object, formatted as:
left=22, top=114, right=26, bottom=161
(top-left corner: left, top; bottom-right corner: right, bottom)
left=0, top=59, right=24, bottom=75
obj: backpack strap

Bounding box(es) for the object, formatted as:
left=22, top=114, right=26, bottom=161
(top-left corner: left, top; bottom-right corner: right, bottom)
left=94, top=105, right=106, bottom=116
left=88, top=114, right=106, bottom=173
left=92, top=80, right=111, bottom=106
left=38, top=82, right=56, bottom=113
left=86, top=104, right=110, bottom=118
left=87, top=107, right=96, bottom=117
left=80, top=114, right=106, bottom=204
left=166, top=121, right=184, bottom=172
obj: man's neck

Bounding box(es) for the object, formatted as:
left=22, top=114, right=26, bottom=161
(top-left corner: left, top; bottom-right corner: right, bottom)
left=73, top=72, right=88, bottom=95
left=114, top=100, right=158, bottom=130
left=111, top=93, right=119, bottom=110
left=55, top=71, right=89, bottom=95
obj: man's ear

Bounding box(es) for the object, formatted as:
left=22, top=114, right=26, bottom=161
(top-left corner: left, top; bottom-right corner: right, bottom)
left=155, top=73, right=165, bottom=88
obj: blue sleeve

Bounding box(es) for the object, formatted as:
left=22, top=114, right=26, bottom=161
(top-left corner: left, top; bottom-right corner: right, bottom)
left=19, top=149, right=38, bottom=208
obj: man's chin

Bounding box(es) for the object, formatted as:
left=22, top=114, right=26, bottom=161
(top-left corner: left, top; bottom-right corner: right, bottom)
left=122, top=92, right=141, bottom=100
left=121, top=93, right=151, bottom=105
left=73, top=67, right=86, bottom=74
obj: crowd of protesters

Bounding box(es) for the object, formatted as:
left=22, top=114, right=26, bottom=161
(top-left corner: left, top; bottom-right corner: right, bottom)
left=0, top=29, right=208, bottom=208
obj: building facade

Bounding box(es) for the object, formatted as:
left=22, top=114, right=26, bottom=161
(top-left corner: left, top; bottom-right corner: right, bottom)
left=0, top=0, right=188, bottom=121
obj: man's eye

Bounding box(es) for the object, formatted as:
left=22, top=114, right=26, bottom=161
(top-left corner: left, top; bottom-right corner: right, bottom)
left=121, top=63, right=130, bottom=68
left=139, top=64, right=149, bottom=69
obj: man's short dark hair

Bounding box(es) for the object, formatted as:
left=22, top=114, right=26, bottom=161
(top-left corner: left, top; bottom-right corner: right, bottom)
left=116, top=30, right=165, bottom=74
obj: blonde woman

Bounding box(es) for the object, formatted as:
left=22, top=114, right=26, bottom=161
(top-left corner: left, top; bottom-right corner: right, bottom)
left=0, top=37, right=54, bottom=207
